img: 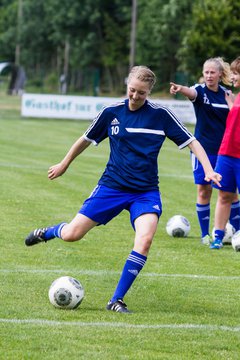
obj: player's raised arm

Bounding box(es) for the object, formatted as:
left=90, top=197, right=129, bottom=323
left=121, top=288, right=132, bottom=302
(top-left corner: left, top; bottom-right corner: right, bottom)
left=48, top=136, right=91, bottom=180
left=188, top=139, right=222, bottom=187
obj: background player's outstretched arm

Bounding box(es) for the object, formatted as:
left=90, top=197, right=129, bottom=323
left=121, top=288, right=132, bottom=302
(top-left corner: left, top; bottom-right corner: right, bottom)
left=169, top=82, right=197, bottom=100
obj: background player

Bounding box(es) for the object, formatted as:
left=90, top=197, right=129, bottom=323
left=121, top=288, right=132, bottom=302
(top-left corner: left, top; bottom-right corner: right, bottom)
left=25, top=66, right=221, bottom=313
left=170, top=57, right=240, bottom=245
left=211, top=57, right=240, bottom=249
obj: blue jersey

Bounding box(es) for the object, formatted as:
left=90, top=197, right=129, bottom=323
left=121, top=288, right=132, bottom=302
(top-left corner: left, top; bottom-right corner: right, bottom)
left=191, top=83, right=229, bottom=154
left=84, top=99, right=195, bottom=191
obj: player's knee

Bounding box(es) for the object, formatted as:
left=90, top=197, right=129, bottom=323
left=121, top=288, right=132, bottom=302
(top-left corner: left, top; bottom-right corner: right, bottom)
left=219, top=191, right=235, bottom=206
left=198, top=188, right=212, bottom=202
left=61, top=226, right=84, bottom=242
left=136, top=234, right=153, bottom=253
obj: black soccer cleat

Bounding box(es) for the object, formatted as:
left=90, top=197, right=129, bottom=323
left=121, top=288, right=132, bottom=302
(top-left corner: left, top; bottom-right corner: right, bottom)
left=25, top=228, right=48, bottom=246
left=106, top=299, right=132, bottom=313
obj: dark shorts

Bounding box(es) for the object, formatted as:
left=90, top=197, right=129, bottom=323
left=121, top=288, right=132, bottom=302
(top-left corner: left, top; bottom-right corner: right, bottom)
left=212, top=155, right=239, bottom=193
left=79, top=185, right=162, bottom=229
left=191, top=153, right=217, bottom=185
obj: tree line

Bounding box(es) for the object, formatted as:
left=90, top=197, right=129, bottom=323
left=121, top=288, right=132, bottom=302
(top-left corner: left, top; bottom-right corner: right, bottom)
left=0, top=0, right=239, bottom=95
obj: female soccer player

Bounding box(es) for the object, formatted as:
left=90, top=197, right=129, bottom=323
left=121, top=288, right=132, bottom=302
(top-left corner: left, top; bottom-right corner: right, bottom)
left=25, top=66, right=221, bottom=313
left=170, top=58, right=240, bottom=245
left=211, top=57, right=240, bottom=249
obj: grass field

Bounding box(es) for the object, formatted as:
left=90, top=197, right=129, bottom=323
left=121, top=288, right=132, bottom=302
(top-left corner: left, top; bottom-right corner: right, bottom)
left=1, top=92, right=240, bottom=359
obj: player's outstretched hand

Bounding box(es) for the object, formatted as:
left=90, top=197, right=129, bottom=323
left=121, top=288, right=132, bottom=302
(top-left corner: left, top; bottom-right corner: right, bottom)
left=204, top=171, right=222, bottom=187
left=48, top=163, right=68, bottom=180
left=169, top=82, right=181, bottom=95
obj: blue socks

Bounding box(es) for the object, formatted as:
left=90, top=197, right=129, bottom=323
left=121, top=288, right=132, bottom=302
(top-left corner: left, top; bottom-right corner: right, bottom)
left=214, top=229, right=225, bottom=241
left=230, top=201, right=240, bottom=231
left=43, top=222, right=67, bottom=240
left=196, top=203, right=210, bottom=237
left=197, top=200, right=240, bottom=237
left=111, top=250, right=147, bottom=303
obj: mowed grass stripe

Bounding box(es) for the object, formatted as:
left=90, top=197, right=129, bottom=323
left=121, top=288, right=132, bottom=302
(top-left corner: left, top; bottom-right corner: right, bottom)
left=1, top=318, right=240, bottom=332
left=1, top=268, right=240, bottom=280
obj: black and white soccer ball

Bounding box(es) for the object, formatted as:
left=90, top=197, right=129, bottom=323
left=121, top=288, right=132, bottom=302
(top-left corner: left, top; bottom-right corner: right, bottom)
left=212, top=222, right=235, bottom=245
left=166, top=215, right=190, bottom=237
left=231, top=230, right=240, bottom=251
left=48, top=276, right=84, bottom=309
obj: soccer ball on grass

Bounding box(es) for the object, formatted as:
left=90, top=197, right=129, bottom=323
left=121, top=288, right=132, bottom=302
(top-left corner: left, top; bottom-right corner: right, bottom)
left=166, top=215, right=190, bottom=237
left=48, top=276, right=84, bottom=309
left=212, top=222, right=235, bottom=245
left=232, top=230, right=240, bottom=251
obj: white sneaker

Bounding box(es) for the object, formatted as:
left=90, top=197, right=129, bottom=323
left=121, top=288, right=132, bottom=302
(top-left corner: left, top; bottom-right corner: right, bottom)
left=201, top=234, right=211, bottom=245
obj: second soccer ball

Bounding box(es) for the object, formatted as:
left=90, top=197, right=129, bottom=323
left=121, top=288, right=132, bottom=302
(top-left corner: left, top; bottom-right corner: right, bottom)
left=166, top=215, right=190, bottom=237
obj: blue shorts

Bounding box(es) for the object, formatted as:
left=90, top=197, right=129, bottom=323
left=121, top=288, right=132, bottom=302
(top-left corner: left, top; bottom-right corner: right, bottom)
left=79, top=185, right=162, bottom=229
left=191, top=153, right=217, bottom=185
left=212, top=155, right=239, bottom=193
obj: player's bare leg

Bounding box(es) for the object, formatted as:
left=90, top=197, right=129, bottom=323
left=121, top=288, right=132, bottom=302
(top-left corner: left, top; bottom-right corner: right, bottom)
left=133, top=213, right=159, bottom=256
left=25, top=213, right=98, bottom=246
left=60, top=214, right=98, bottom=241
left=210, top=190, right=234, bottom=249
